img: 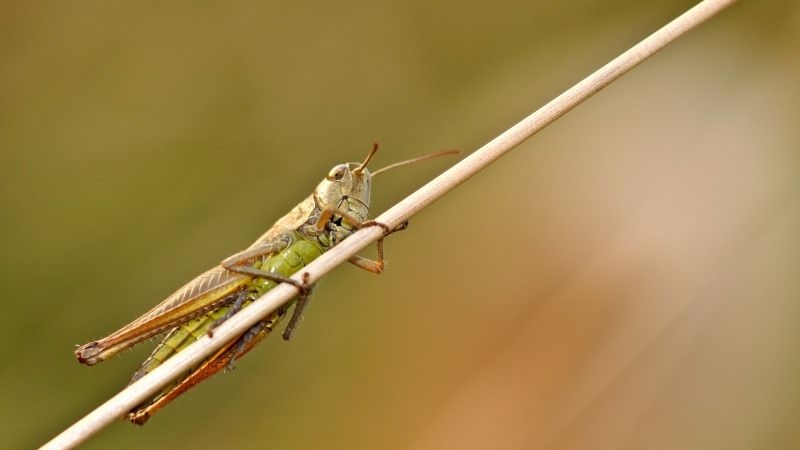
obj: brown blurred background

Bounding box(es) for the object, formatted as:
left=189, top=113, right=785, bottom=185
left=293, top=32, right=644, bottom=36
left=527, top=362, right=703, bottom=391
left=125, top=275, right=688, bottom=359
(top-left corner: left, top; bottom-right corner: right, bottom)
left=3, top=1, right=799, bottom=449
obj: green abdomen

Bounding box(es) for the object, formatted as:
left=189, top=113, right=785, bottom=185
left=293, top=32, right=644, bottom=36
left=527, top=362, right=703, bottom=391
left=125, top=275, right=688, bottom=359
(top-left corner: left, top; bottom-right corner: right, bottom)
left=131, top=234, right=325, bottom=382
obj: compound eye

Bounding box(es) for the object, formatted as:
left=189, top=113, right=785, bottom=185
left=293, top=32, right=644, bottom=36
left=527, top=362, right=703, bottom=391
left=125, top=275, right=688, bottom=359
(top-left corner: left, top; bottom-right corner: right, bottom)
left=327, top=164, right=348, bottom=181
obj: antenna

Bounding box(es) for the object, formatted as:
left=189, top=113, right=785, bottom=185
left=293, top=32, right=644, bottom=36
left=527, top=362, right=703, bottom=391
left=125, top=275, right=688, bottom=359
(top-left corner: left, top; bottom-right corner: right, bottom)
left=372, top=149, right=460, bottom=177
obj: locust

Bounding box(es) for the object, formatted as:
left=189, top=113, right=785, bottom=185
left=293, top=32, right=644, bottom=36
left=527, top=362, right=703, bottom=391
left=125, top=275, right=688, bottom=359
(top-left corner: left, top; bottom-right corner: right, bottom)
left=75, top=144, right=454, bottom=424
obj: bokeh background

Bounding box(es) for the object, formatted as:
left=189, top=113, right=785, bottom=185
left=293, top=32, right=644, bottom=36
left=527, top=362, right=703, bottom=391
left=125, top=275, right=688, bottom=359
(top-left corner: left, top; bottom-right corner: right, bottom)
left=3, top=1, right=799, bottom=448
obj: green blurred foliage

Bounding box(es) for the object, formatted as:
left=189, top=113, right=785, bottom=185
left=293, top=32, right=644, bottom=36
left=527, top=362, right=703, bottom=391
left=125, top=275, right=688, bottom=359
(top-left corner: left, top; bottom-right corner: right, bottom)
left=2, top=1, right=799, bottom=449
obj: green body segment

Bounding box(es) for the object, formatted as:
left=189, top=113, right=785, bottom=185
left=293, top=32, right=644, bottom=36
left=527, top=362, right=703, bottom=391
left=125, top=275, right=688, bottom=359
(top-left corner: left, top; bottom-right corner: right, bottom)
left=72, top=146, right=424, bottom=424
left=130, top=231, right=326, bottom=384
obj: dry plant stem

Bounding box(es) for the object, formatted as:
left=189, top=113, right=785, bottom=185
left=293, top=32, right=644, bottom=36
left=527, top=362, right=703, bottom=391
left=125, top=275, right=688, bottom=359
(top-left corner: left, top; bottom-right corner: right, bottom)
left=41, top=0, right=737, bottom=448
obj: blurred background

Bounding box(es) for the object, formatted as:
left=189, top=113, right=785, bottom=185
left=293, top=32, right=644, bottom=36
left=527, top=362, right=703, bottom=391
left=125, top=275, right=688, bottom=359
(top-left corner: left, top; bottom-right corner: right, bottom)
left=3, top=0, right=799, bottom=448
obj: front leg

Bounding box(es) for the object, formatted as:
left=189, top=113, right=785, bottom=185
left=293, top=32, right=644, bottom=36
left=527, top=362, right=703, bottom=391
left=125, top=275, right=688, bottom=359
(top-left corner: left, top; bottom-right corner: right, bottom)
left=346, top=220, right=408, bottom=274
left=317, top=207, right=409, bottom=275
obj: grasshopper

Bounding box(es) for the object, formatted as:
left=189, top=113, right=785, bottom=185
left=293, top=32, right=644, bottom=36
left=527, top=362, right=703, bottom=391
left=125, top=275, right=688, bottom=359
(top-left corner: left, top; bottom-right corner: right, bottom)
left=75, top=144, right=455, bottom=424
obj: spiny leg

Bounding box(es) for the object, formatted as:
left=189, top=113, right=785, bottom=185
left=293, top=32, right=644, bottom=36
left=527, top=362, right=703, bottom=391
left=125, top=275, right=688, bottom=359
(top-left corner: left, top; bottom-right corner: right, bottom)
left=226, top=316, right=282, bottom=370
left=207, top=290, right=249, bottom=337
left=129, top=313, right=283, bottom=425
left=282, top=273, right=315, bottom=341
